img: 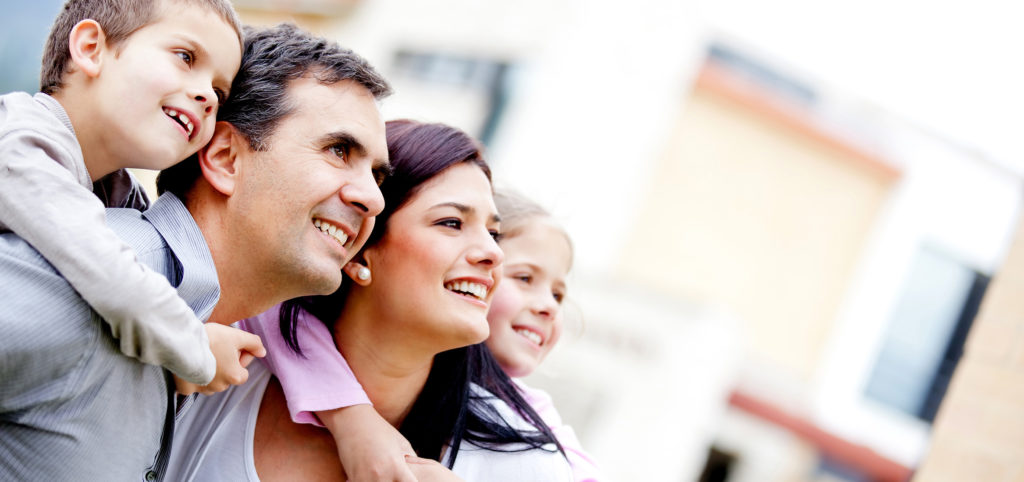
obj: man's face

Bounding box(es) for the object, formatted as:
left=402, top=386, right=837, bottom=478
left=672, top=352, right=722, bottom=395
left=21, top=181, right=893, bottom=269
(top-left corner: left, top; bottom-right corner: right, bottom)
left=229, top=76, right=388, bottom=301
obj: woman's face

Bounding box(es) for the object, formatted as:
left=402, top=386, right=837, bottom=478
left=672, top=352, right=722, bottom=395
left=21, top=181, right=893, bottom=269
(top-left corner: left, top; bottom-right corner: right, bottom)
left=360, top=162, right=504, bottom=352
left=485, top=220, right=571, bottom=378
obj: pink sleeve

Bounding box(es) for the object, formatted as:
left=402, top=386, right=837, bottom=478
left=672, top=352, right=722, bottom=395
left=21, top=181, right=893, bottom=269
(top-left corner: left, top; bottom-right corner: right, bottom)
left=239, top=305, right=371, bottom=427
left=517, top=380, right=605, bottom=482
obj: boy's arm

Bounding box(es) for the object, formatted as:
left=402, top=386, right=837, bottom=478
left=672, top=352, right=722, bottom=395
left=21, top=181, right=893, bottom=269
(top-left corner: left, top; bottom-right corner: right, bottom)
left=0, top=129, right=216, bottom=385
left=240, top=309, right=416, bottom=482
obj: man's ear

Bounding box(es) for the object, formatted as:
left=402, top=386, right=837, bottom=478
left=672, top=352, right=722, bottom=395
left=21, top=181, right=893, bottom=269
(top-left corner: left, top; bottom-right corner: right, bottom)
left=68, top=19, right=107, bottom=78
left=198, top=121, right=242, bottom=196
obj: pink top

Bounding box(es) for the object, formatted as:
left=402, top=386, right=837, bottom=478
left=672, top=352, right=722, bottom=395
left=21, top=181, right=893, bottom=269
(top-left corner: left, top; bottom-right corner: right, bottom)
left=243, top=305, right=602, bottom=481
left=238, top=305, right=370, bottom=427
left=515, top=380, right=605, bottom=482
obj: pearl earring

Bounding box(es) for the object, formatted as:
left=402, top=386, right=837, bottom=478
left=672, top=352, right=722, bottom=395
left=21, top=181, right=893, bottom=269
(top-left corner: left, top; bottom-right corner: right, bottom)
left=356, top=267, right=371, bottom=281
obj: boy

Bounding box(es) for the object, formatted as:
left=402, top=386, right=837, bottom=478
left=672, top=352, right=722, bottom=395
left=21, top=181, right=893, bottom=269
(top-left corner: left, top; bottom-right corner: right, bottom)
left=0, top=0, right=260, bottom=394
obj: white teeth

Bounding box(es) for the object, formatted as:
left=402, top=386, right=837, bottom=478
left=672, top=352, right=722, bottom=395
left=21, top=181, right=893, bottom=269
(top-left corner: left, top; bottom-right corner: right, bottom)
left=314, top=218, right=349, bottom=247
left=515, top=328, right=542, bottom=345
left=164, top=107, right=194, bottom=138
left=444, top=281, right=488, bottom=300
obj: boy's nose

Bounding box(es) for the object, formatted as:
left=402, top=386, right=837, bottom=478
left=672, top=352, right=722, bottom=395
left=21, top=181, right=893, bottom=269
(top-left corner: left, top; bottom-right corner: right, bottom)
left=194, top=94, right=214, bottom=114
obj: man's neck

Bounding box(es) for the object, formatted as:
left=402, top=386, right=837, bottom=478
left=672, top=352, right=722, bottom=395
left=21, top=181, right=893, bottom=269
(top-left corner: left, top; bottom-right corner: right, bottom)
left=186, top=187, right=278, bottom=325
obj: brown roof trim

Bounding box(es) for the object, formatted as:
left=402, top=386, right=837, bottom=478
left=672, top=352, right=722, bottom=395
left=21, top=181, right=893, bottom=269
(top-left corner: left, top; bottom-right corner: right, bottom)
left=728, top=389, right=913, bottom=482
left=695, top=62, right=903, bottom=182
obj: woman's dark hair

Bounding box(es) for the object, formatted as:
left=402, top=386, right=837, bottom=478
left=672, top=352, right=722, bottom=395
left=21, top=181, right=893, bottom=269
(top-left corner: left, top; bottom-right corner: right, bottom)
left=280, top=119, right=563, bottom=465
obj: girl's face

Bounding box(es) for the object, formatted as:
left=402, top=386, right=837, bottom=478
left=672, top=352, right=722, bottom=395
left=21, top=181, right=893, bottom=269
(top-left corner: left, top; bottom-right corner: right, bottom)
left=358, top=163, right=504, bottom=353
left=485, top=220, right=571, bottom=378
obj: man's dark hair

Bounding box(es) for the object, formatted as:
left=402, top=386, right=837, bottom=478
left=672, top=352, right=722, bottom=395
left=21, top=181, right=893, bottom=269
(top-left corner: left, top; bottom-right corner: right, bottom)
left=157, top=23, right=392, bottom=199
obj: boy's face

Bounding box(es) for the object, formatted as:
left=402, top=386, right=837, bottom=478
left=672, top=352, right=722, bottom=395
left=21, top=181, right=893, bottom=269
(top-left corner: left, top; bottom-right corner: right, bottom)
left=90, top=2, right=240, bottom=171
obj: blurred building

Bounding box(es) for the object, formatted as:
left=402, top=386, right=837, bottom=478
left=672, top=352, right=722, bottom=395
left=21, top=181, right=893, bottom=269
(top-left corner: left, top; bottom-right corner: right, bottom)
left=3, top=0, right=1022, bottom=480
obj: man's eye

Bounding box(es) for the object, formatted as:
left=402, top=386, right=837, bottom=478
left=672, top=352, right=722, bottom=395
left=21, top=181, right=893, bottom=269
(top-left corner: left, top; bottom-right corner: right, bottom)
left=373, top=168, right=388, bottom=186
left=330, top=145, right=348, bottom=162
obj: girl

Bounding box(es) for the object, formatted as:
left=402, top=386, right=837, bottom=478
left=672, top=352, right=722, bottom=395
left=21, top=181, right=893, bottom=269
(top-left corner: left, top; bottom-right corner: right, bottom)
left=486, top=190, right=604, bottom=482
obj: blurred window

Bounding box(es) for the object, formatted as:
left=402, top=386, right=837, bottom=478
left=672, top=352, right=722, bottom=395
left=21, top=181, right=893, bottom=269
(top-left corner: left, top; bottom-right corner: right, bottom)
left=863, top=246, right=988, bottom=422
left=390, top=51, right=512, bottom=146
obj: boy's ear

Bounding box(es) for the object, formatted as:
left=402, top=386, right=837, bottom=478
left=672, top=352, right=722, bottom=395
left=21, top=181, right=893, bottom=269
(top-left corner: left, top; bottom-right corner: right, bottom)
left=198, top=121, right=242, bottom=196
left=67, top=19, right=107, bottom=78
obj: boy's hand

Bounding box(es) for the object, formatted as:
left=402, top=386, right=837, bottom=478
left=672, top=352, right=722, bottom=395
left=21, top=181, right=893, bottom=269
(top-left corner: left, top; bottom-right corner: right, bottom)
left=406, top=456, right=464, bottom=482
left=319, top=404, right=417, bottom=482
left=175, top=323, right=266, bottom=396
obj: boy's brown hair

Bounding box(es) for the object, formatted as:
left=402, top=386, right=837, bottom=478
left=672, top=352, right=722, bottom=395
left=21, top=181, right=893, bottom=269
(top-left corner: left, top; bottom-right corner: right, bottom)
left=40, top=0, right=242, bottom=94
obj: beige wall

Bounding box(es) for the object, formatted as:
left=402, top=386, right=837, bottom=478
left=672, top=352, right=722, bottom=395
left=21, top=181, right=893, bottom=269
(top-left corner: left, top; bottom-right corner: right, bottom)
left=617, top=70, right=896, bottom=381
left=915, top=212, right=1024, bottom=481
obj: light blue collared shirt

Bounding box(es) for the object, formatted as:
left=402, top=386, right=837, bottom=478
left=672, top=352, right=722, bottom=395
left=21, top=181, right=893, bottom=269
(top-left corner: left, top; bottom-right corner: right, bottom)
left=0, top=193, right=219, bottom=482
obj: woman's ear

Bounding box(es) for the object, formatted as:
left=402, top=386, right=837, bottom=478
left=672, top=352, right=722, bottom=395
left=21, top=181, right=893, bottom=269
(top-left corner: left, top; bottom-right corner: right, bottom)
left=198, top=121, right=241, bottom=196
left=343, top=260, right=372, bottom=286
left=68, top=19, right=107, bottom=78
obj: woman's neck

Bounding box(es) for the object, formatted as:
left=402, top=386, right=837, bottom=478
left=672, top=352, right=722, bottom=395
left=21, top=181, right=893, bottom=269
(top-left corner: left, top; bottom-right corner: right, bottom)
left=333, top=307, right=435, bottom=427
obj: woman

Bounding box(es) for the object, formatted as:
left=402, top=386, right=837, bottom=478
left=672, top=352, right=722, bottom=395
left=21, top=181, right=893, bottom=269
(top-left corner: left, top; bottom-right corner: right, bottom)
left=167, top=120, right=571, bottom=481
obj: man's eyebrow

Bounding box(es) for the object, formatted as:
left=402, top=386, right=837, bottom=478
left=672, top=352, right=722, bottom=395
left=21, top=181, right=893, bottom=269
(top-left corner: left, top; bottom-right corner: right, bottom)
left=318, top=132, right=363, bottom=152
left=432, top=202, right=501, bottom=223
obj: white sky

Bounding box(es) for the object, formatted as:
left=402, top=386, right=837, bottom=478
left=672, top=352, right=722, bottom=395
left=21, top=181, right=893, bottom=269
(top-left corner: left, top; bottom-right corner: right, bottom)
left=699, top=0, right=1024, bottom=175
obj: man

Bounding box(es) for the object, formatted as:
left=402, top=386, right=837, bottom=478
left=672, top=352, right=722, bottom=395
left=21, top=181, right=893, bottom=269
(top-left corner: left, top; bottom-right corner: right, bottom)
left=0, top=23, right=392, bottom=481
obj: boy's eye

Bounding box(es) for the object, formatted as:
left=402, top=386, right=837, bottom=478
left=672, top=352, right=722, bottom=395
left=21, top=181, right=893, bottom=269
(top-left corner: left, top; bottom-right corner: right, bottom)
left=175, top=50, right=194, bottom=66
left=214, top=88, right=227, bottom=106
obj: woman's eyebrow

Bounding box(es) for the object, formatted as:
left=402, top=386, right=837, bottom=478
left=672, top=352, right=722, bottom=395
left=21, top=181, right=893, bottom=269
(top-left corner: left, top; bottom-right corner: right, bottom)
left=432, top=202, right=502, bottom=223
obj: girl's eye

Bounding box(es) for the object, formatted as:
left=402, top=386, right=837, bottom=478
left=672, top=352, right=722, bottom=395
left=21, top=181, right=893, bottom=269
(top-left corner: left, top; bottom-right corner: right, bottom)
left=552, top=292, right=565, bottom=303
left=490, top=230, right=502, bottom=241
left=513, top=274, right=532, bottom=284
left=176, top=50, right=194, bottom=66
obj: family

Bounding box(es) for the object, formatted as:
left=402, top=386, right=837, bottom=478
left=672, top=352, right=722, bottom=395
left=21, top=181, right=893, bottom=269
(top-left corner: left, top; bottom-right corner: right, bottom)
left=0, top=0, right=600, bottom=481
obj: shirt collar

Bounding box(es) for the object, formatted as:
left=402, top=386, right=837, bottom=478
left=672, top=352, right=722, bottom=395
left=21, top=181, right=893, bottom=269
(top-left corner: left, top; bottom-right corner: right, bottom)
left=143, top=193, right=220, bottom=321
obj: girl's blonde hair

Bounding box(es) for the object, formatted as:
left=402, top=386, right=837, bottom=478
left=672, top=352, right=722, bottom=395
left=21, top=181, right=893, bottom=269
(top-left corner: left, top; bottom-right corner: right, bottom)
left=493, top=189, right=574, bottom=268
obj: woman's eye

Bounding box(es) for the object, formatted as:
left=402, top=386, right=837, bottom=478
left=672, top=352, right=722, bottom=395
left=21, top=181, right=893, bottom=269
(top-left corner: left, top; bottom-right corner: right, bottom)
left=214, top=88, right=227, bottom=106
left=175, top=50, right=194, bottom=66
left=438, top=219, right=462, bottom=230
